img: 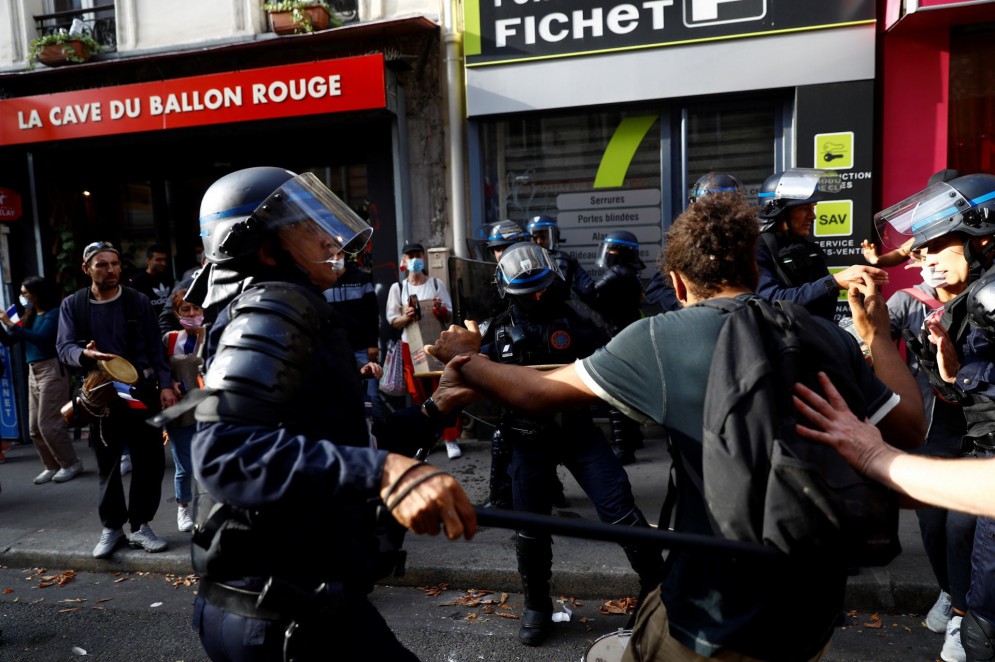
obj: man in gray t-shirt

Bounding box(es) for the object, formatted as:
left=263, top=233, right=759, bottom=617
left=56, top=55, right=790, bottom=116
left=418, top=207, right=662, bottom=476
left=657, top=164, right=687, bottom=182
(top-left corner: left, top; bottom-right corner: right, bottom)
left=429, top=194, right=925, bottom=661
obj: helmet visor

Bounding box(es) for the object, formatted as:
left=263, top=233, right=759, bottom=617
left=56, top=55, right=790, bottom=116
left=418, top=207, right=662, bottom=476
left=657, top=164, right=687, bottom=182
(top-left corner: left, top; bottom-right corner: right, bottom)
left=254, top=172, right=373, bottom=264
left=772, top=168, right=843, bottom=203
left=495, top=243, right=563, bottom=298
left=873, top=182, right=974, bottom=251
left=528, top=219, right=559, bottom=251
left=596, top=236, right=639, bottom=269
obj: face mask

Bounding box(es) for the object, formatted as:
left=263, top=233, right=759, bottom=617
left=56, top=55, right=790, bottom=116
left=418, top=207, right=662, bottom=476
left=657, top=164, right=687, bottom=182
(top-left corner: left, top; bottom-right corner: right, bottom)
left=179, top=315, right=204, bottom=330
left=329, top=258, right=345, bottom=272
left=920, top=265, right=948, bottom=289
left=18, top=295, right=30, bottom=307
left=407, top=258, right=425, bottom=274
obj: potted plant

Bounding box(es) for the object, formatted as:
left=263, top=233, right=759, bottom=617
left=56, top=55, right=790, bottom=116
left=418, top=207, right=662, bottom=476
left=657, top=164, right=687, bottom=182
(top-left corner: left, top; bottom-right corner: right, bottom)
left=29, top=32, right=100, bottom=67
left=263, top=1, right=340, bottom=35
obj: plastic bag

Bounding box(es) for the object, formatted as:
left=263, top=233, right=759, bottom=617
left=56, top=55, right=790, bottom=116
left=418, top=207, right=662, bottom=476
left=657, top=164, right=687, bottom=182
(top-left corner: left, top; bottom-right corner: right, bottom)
left=379, top=340, right=408, bottom=396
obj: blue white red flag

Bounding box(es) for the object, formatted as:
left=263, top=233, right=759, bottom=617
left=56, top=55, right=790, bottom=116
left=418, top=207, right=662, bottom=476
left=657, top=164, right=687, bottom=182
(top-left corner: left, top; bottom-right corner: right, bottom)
left=5, top=305, right=22, bottom=326
left=113, top=382, right=147, bottom=409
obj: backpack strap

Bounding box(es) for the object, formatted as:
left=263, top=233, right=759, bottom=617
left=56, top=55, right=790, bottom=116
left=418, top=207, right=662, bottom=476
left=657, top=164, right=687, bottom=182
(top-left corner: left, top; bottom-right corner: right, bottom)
left=900, top=287, right=944, bottom=310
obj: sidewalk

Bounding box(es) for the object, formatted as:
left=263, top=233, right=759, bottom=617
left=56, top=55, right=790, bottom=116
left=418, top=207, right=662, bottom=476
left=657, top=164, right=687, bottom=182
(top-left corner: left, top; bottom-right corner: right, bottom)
left=0, top=429, right=938, bottom=612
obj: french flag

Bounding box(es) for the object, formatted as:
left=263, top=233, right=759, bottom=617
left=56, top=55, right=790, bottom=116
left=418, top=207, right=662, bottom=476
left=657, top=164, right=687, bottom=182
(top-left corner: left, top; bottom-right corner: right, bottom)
left=113, top=382, right=147, bottom=410
left=5, top=305, right=22, bottom=326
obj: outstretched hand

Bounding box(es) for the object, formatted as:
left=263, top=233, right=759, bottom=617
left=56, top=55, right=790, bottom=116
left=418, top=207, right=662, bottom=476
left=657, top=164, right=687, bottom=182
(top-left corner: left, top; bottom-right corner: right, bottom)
left=380, top=454, right=477, bottom=541
left=426, top=321, right=482, bottom=364
left=792, top=372, right=899, bottom=484
left=847, top=272, right=890, bottom=346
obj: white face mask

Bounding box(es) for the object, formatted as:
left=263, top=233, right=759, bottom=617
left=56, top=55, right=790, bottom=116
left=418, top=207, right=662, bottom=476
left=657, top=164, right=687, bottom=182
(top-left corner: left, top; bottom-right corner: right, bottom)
left=920, top=265, right=948, bottom=289
left=329, top=258, right=345, bottom=273
left=18, top=295, right=30, bottom=307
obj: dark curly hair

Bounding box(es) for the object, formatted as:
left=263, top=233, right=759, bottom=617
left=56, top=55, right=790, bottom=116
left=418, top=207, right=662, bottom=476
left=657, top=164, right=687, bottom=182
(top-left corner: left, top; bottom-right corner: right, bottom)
left=663, top=193, right=759, bottom=299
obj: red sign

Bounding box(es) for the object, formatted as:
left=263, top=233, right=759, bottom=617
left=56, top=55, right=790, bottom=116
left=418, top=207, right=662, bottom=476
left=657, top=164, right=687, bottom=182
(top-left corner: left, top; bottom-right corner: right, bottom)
left=0, top=188, right=22, bottom=221
left=0, top=54, right=386, bottom=147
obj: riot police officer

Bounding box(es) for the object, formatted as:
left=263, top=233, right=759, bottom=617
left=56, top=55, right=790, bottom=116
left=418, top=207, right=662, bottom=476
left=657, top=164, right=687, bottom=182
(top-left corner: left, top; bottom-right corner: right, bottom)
left=876, top=173, right=995, bottom=662
left=527, top=214, right=595, bottom=301
left=482, top=242, right=663, bottom=647
left=591, top=230, right=646, bottom=464
left=487, top=219, right=528, bottom=262
left=757, top=168, right=887, bottom=320
left=184, top=167, right=477, bottom=661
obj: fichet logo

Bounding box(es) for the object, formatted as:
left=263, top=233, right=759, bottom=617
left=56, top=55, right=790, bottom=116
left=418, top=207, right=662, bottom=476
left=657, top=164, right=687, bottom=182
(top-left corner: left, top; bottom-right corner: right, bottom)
left=683, top=0, right=766, bottom=28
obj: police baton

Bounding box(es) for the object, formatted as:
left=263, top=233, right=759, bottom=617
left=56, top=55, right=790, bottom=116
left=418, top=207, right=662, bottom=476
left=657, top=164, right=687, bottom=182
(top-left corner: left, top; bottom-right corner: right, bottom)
left=474, top=508, right=779, bottom=557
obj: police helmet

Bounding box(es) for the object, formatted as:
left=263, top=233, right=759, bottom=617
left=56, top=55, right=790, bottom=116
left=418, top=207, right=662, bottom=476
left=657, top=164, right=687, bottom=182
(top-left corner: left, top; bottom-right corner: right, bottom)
left=874, top=174, right=995, bottom=253
left=596, top=230, right=644, bottom=270
left=967, top=270, right=995, bottom=338
left=527, top=214, right=560, bottom=250
left=689, top=172, right=742, bottom=204
left=487, top=220, right=528, bottom=250
left=198, top=166, right=372, bottom=266
left=758, top=168, right=843, bottom=231
left=495, top=242, right=564, bottom=298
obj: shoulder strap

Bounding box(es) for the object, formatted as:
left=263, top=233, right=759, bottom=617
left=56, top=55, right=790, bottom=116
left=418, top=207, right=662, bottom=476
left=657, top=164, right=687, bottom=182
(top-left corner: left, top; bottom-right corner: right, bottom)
left=71, top=288, right=91, bottom=343
left=900, top=287, right=944, bottom=310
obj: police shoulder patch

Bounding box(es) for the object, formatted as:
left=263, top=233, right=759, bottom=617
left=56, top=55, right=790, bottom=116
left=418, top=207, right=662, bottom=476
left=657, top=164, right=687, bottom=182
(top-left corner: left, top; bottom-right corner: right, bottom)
left=550, top=329, right=571, bottom=350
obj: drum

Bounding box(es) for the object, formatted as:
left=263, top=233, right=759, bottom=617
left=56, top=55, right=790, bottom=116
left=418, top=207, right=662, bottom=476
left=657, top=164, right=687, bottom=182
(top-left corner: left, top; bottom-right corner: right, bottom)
left=61, top=355, right=139, bottom=424
left=581, top=629, right=632, bottom=662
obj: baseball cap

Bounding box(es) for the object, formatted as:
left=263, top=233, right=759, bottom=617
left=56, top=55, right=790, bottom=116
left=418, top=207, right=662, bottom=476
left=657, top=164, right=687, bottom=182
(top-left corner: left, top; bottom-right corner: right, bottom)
left=401, top=242, right=425, bottom=256
left=82, top=241, right=120, bottom=264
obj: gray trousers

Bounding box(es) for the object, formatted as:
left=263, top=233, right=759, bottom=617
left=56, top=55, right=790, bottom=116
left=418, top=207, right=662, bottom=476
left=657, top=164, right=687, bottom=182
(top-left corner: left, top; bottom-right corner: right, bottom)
left=28, top=358, right=78, bottom=470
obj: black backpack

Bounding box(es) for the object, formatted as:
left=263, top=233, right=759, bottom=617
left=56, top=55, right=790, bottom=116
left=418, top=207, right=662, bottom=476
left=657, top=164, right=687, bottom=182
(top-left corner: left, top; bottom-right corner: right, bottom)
left=689, top=296, right=900, bottom=566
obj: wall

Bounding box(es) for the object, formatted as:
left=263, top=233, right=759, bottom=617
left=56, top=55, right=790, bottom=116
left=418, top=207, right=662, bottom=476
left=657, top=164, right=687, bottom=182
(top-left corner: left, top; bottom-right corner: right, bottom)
left=123, top=0, right=261, bottom=52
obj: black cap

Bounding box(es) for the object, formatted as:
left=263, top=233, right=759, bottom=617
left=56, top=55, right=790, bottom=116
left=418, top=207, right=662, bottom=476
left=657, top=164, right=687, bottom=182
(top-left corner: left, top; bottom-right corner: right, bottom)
left=401, top=242, right=425, bottom=256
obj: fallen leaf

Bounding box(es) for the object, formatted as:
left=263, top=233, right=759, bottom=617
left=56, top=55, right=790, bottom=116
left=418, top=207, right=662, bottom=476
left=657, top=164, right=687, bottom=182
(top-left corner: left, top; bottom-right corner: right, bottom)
left=113, top=577, right=127, bottom=584
left=864, top=613, right=883, bottom=629
left=3, top=588, right=12, bottom=594
left=418, top=583, right=448, bottom=597
left=94, top=598, right=112, bottom=604
left=500, top=593, right=508, bottom=605
left=59, top=599, right=85, bottom=604
left=482, top=605, right=494, bottom=614
left=495, top=612, right=520, bottom=620
left=464, top=612, right=478, bottom=622
left=58, top=607, right=80, bottom=613
left=600, top=597, right=638, bottom=616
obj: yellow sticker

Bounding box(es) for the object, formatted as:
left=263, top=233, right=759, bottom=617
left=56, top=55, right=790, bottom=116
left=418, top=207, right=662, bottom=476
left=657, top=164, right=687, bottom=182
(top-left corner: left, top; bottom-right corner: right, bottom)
left=827, top=266, right=848, bottom=301
left=815, top=200, right=853, bottom=238
left=815, top=131, right=854, bottom=170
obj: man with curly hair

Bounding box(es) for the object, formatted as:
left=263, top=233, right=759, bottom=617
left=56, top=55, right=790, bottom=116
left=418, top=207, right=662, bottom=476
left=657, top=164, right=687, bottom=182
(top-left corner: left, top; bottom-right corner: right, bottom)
left=428, top=193, right=924, bottom=661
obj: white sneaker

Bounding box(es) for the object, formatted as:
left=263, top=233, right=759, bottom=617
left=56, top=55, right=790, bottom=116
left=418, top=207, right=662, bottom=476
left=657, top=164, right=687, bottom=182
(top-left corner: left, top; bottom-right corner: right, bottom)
left=941, top=615, right=966, bottom=662
left=33, top=469, right=57, bottom=485
left=120, top=455, right=132, bottom=476
left=128, top=523, right=167, bottom=553
left=445, top=441, right=462, bottom=459
left=53, top=461, right=83, bottom=483
left=925, top=590, right=953, bottom=633
left=177, top=506, right=194, bottom=533
left=93, top=527, right=124, bottom=558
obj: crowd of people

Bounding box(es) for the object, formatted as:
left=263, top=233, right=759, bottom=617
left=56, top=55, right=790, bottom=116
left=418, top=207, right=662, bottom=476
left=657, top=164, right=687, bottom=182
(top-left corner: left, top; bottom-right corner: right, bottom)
left=1, top=164, right=994, bottom=662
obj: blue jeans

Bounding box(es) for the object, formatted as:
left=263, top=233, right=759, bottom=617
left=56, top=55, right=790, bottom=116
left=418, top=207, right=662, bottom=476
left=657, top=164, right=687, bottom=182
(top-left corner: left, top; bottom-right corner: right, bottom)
left=167, top=424, right=194, bottom=505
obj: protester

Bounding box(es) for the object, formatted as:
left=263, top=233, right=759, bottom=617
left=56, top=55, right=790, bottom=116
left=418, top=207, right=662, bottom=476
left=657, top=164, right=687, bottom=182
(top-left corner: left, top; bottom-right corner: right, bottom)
left=162, top=288, right=203, bottom=533
left=129, top=243, right=175, bottom=318
left=56, top=241, right=175, bottom=558
left=183, top=166, right=477, bottom=660
left=385, top=242, right=461, bottom=459
left=429, top=193, right=924, bottom=661
left=0, top=276, right=83, bottom=484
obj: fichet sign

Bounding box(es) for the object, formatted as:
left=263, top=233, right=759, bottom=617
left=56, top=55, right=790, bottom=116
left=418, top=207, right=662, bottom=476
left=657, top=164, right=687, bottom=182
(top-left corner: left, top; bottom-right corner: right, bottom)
left=0, top=188, right=23, bottom=222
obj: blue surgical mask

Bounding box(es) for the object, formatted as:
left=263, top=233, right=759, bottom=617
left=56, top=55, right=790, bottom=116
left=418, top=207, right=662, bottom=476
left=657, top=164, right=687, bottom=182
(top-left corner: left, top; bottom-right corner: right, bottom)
left=407, top=258, right=425, bottom=274
left=18, top=295, right=29, bottom=307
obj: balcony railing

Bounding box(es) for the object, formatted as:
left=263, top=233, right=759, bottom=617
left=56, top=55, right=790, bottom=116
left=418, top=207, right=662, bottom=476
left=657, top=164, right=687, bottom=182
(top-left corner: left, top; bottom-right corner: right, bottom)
left=34, top=6, right=117, bottom=53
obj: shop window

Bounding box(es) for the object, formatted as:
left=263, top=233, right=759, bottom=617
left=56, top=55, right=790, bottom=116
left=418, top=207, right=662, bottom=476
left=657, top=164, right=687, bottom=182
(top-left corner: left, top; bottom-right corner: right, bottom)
left=949, top=26, right=995, bottom=175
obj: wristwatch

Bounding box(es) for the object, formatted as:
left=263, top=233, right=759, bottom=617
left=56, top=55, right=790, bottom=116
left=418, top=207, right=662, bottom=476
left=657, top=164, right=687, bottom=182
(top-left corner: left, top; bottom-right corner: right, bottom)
left=421, top=396, right=458, bottom=427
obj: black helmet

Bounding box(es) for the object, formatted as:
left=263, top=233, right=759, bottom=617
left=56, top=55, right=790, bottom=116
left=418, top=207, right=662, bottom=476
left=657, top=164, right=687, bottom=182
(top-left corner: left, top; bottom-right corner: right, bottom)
left=874, top=173, right=995, bottom=253
left=487, top=220, right=528, bottom=250
left=596, top=230, right=645, bottom=270
left=689, top=172, right=742, bottom=204
left=527, top=214, right=560, bottom=250
left=198, top=166, right=372, bottom=266
left=495, top=242, right=564, bottom=297
left=967, top=270, right=995, bottom=338
left=757, top=168, right=843, bottom=230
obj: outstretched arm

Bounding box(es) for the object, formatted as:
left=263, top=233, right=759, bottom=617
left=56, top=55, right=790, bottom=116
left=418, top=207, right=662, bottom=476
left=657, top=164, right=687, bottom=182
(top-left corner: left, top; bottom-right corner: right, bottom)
left=793, top=372, right=995, bottom=518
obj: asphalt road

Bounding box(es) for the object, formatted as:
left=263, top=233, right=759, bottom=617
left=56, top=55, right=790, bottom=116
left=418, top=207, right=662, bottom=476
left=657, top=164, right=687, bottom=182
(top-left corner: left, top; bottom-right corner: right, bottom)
left=0, top=567, right=949, bottom=662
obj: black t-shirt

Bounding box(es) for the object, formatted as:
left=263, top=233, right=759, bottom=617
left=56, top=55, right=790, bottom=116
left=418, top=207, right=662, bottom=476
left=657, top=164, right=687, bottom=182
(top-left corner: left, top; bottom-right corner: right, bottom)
left=130, top=271, right=175, bottom=317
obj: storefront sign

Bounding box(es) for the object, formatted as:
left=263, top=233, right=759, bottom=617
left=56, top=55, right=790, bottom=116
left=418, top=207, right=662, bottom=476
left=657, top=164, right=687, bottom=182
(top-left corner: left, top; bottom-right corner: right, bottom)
left=0, top=188, right=22, bottom=222
left=0, top=54, right=386, bottom=147
left=0, top=345, right=18, bottom=439
left=464, top=0, right=874, bottom=65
